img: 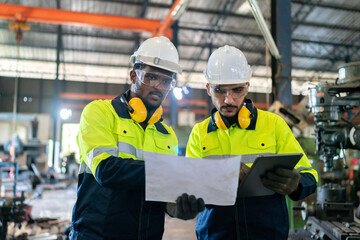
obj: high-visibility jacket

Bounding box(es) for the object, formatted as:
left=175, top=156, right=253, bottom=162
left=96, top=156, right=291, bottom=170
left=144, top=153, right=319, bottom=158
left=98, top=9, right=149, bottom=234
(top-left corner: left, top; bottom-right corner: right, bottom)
left=70, top=94, right=178, bottom=240
left=186, top=101, right=317, bottom=240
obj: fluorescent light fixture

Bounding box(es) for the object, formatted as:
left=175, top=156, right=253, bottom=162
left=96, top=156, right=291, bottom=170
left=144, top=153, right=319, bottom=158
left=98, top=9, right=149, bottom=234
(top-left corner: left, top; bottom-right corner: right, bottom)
left=236, top=1, right=251, bottom=14
left=60, top=108, right=72, bottom=120
left=182, top=86, right=190, bottom=95
left=171, top=0, right=190, bottom=21
left=248, top=0, right=281, bottom=60
left=173, top=87, right=183, bottom=100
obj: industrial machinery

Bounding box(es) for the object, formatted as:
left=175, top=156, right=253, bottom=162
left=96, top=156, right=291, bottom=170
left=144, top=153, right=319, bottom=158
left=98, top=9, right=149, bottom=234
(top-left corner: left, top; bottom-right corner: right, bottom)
left=0, top=192, right=27, bottom=240
left=293, top=62, right=360, bottom=239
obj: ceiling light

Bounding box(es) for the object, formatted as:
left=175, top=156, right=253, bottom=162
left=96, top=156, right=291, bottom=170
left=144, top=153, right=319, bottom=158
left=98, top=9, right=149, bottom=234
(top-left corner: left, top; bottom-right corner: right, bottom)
left=60, top=108, right=72, bottom=120
left=171, top=0, right=190, bottom=21
left=173, top=87, right=183, bottom=100
left=236, top=1, right=251, bottom=14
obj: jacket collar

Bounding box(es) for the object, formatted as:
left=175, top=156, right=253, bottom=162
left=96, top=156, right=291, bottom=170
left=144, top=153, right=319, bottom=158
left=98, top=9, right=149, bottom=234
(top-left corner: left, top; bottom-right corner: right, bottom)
left=207, top=98, right=258, bottom=133
left=111, top=91, right=169, bottom=134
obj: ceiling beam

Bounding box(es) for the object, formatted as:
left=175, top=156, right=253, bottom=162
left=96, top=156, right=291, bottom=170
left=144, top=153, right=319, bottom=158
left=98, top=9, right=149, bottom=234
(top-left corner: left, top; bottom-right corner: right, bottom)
left=152, top=0, right=184, bottom=37
left=0, top=1, right=353, bottom=34
left=1, top=42, right=331, bottom=61
left=292, top=0, right=360, bottom=13
left=0, top=56, right=337, bottom=73
left=93, top=1, right=360, bottom=32
left=180, top=26, right=360, bottom=48
left=1, top=22, right=358, bottom=50
left=0, top=3, right=172, bottom=36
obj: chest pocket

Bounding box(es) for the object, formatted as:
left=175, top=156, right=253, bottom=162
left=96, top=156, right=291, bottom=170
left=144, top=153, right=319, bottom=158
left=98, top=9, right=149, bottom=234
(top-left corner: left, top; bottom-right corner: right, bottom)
left=113, top=123, right=141, bottom=159
left=247, top=134, right=276, bottom=154
left=113, top=124, right=135, bottom=141
left=154, top=136, right=177, bottom=155
left=201, top=135, right=221, bottom=158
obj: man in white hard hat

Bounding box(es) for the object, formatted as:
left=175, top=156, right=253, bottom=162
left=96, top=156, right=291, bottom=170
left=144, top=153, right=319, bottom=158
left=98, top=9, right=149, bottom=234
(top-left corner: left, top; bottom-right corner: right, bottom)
left=186, top=45, right=318, bottom=239
left=70, top=36, right=204, bottom=240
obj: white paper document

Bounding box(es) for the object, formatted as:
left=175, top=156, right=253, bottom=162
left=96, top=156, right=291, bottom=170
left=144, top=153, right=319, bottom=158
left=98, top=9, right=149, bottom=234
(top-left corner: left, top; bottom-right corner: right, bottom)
left=144, top=152, right=241, bottom=206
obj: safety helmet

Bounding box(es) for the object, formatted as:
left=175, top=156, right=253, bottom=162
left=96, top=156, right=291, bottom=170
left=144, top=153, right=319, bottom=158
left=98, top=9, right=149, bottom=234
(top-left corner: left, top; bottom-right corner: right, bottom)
left=130, top=36, right=182, bottom=74
left=204, top=45, right=252, bottom=84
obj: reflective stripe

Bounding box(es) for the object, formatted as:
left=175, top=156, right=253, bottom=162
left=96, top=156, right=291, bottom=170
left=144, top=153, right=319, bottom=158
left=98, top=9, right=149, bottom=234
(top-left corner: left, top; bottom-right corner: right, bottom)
left=117, top=142, right=143, bottom=159
left=240, top=153, right=275, bottom=164
left=86, top=142, right=143, bottom=168
left=78, top=162, right=92, bottom=174
left=204, top=155, right=230, bottom=159
left=204, top=153, right=275, bottom=164
left=204, top=154, right=313, bottom=172
left=296, top=166, right=313, bottom=172
left=87, top=147, right=118, bottom=168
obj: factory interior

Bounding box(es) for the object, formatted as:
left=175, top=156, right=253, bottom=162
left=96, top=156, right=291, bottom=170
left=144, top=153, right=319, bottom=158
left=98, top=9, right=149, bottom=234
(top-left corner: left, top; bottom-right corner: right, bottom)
left=0, top=0, right=360, bottom=239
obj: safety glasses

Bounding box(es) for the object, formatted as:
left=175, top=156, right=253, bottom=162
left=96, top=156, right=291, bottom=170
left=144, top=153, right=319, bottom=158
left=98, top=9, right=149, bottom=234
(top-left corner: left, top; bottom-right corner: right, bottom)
left=135, top=69, right=176, bottom=90
left=210, top=84, right=248, bottom=99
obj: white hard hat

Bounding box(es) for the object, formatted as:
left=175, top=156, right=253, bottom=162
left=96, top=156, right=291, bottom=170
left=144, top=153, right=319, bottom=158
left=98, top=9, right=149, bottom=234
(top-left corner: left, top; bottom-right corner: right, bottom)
left=130, top=36, right=182, bottom=74
left=204, top=45, right=252, bottom=84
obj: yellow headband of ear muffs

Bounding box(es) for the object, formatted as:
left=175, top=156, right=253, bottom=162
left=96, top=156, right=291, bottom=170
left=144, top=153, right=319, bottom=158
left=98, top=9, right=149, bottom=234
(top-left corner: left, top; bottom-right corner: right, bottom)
left=213, top=105, right=252, bottom=130
left=238, top=105, right=251, bottom=129
left=127, top=97, right=163, bottom=124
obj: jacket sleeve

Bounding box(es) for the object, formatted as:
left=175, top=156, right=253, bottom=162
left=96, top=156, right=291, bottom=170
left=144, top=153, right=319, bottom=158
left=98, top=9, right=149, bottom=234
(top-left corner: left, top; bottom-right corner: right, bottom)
left=186, top=124, right=202, bottom=158
left=77, top=101, right=145, bottom=190
left=275, top=116, right=318, bottom=200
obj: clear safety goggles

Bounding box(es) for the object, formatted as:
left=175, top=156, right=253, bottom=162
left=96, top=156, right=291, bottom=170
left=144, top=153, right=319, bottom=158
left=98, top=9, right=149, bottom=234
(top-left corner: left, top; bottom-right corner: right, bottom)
left=135, top=69, right=177, bottom=90
left=210, top=84, right=248, bottom=99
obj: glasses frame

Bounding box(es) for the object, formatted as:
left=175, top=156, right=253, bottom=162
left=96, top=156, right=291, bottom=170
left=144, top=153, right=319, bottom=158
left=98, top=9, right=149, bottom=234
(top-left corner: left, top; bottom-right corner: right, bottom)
left=210, top=84, right=249, bottom=99
left=135, top=69, right=177, bottom=90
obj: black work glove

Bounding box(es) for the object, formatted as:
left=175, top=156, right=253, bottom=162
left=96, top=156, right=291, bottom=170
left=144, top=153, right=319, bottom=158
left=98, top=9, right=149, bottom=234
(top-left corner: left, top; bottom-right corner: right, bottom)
left=166, top=193, right=205, bottom=220
left=261, top=168, right=300, bottom=196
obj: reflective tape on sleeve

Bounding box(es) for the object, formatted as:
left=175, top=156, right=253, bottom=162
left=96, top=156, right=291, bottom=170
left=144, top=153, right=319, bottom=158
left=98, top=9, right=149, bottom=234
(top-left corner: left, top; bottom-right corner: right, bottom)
left=86, top=142, right=144, bottom=168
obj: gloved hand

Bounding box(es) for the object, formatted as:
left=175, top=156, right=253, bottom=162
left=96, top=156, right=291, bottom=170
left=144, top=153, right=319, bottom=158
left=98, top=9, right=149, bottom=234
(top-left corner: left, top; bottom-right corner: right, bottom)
left=261, top=168, right=300, bottom=195
left=166, top=193, right=205, bottom=220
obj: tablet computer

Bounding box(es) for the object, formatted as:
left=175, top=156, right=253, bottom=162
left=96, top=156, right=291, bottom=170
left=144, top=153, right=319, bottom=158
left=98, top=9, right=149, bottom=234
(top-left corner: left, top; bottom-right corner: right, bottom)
left=237, top=153, right=303, bottom=198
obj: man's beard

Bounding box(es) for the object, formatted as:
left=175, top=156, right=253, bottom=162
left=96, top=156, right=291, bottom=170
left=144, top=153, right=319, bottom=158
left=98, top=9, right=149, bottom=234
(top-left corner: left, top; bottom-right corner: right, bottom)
left=142, top=92, right=163, bottom=110
left=143, top=100, right=161, bottom=111
left=220, top=104, right=239, bottom=125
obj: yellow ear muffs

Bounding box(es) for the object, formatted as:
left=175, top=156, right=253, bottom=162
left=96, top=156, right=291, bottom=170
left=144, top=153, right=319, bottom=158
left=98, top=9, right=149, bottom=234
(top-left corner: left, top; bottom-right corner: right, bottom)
left=213, top=103, right=253, bottom=130
left=147, top=105, right=163, bottom=124
left=238, top=105, right=251, bottom=129
left=128, top=97, right=147, bottom=123
left=214, top=111, right=229, bottom=130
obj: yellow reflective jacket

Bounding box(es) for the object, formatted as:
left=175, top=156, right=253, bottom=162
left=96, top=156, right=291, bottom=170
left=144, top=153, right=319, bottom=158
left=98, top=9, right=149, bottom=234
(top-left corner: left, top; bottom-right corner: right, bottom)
left=70, top=94, right=178, bottom=240
left=186, top=102, right=317, bottom=240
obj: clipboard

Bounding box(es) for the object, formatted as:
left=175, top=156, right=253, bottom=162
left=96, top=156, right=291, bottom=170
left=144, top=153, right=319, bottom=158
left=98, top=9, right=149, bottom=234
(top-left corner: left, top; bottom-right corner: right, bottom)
left=237, top=153, right=303, bottom=198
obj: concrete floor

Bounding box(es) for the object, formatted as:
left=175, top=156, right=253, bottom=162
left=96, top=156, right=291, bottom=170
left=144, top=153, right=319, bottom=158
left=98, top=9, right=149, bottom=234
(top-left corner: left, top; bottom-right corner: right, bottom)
left=29, top=186, right=197, bottom=239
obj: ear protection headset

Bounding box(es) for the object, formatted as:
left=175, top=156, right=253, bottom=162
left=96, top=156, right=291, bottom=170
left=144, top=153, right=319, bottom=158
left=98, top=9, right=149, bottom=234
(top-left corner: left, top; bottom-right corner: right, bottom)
left=213, top=102, right=255, bottom=130
left=120, top=92, right=162, bottom=124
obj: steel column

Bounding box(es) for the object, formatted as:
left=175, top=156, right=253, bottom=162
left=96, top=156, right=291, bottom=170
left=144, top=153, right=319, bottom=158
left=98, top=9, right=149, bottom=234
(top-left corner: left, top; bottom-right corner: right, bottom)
left=51, top=1, right=62, bottom=168
left=271, top=0, right=293, bottom=107
left=170, top=16, right=179, bottom=126
left=208, top=43, right=213, bottom=116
